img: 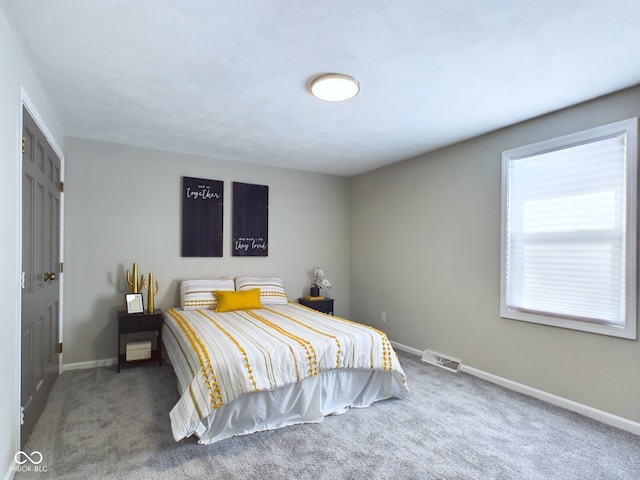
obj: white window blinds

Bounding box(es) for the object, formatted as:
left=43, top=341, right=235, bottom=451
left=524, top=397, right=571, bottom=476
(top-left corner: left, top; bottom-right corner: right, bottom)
left=501, top=118, right=638, bottom=339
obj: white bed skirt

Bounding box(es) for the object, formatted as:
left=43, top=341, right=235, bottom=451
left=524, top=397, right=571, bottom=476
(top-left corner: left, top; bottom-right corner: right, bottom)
left=171, top=361, right=395, bottom=445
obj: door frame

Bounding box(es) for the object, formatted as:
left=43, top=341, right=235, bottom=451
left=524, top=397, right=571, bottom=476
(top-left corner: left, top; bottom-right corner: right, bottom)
left=16, top=85, right=65, bottom=443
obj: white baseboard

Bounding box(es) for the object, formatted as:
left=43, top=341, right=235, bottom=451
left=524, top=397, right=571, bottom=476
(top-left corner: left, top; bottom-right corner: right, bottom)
left=4, top=462, right=16, bottom=480
left=462, top=365, right=640, bottom=436
left=61, top=357, right=117, bottom=372
left=390, top=341, right=640, bottom=436
left=390, top=341, right=422, bottom=357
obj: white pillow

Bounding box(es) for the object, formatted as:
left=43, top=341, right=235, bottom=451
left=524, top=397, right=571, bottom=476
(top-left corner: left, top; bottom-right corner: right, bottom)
left=180, top=277, right=235, bottom=310
left=235, top=276, right=288, bottom=305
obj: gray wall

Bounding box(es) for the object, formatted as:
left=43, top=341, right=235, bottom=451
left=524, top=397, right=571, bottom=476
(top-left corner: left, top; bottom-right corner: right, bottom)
left=63, top=138, right=351, bottom=365
left=351, top=85, right=640, bottom=423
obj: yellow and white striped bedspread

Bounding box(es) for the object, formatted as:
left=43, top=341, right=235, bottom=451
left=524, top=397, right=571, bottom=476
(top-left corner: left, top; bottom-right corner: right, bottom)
left=163, top=303, right=408, bottom=441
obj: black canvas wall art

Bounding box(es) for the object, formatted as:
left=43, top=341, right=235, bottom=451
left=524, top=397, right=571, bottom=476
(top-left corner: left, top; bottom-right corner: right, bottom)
left=232, top=182, right=268, bottom=257
left=181, top=176, right=224, bottom=257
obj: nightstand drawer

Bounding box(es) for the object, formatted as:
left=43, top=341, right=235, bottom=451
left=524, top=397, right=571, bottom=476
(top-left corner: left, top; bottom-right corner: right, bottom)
left=298, top=297, right=334, bottom=315
left=120, top=314, right=162, bottom=333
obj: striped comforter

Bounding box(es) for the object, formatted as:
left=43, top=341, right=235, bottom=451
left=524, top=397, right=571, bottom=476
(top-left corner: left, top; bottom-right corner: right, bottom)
left=163, top=303, right=408, bottom=441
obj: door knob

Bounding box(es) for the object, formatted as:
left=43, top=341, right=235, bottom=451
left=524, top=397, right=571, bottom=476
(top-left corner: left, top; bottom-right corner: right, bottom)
left=44, top=272, right=57, bottom=281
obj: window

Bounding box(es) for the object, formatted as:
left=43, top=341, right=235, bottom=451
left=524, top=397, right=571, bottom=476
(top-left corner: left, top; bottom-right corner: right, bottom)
left=500, top=118, right=638, bottom=339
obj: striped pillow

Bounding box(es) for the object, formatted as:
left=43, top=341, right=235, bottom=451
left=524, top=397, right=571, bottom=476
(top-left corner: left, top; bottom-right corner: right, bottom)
left=180, top=277, right=235, bottom=310
left=235, top=276, right=288, bottom=305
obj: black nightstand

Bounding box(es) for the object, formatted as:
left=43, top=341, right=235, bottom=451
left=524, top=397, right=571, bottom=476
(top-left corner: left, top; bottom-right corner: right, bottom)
left=298, top=297, right=334, bottom=315
left=117, top=309, right=163, bottom=372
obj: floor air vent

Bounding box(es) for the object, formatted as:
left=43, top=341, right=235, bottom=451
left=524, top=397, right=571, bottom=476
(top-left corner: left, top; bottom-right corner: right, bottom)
left=421, top=349, right=461, bottom=372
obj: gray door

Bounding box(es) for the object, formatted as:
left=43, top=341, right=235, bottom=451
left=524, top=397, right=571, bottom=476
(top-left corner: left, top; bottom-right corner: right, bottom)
left=21, top=106, right=61, bottom=447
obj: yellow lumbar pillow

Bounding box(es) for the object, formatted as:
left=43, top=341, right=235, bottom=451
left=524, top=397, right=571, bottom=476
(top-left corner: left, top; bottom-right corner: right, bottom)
left=214, top=288, right=263, bottom=312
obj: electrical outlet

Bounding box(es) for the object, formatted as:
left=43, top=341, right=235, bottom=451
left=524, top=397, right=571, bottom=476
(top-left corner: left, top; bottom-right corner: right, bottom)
left=380, top=311, right=387, bottom=323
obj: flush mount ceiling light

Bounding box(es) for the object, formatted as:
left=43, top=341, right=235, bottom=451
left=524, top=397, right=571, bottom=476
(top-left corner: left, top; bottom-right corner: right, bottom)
left=309, top=73, right=360, bottom=102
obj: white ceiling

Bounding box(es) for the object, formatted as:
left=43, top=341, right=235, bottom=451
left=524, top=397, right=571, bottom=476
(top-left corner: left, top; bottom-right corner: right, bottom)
left=3, top=0, right=640, bottom=176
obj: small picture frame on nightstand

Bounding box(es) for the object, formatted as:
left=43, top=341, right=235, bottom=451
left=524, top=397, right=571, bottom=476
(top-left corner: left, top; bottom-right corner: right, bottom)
left=125, top=293, right=144, bottom=314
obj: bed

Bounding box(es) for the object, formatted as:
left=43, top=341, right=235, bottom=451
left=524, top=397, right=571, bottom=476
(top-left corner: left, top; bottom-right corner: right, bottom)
left=162, top=276, right=409, bottom=444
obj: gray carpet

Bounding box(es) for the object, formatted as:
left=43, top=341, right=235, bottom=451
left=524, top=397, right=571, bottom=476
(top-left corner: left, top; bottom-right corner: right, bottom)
left=16, top=351, right=640, bottom=480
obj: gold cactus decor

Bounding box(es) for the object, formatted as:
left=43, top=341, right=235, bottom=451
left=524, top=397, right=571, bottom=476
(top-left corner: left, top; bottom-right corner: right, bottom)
left=126, top=262, right=143, bottom=293
left=142, top=272, right=159, bottom=313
